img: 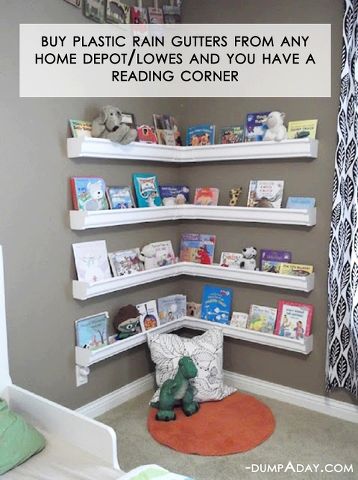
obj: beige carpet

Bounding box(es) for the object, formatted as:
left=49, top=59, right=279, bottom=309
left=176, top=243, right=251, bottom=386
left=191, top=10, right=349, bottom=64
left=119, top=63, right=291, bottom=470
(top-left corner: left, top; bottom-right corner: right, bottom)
left=98, top=390, right=358, bottom=480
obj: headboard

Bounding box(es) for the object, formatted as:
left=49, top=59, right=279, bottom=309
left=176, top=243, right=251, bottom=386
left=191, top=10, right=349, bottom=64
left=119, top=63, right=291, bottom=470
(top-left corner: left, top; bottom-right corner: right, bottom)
left=0, top=246, right=12, bottom=391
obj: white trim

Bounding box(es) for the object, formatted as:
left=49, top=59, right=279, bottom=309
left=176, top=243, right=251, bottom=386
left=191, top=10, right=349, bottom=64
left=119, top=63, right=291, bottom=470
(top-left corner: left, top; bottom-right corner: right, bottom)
left=0, top=246, right=11, bottom=391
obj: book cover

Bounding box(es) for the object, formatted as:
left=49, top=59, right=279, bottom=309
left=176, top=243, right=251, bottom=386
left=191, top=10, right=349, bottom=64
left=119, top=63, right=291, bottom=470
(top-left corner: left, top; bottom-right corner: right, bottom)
left=157, top=294, right=187, bottom=324
left=136, top=300, right=160, bottom=331
left=194, top=187, right=220, bottom=206
left=106, top=0, right=130, bottom=23
left=153, top=114, right=176, bottom=146
left=150, top=240, right=176, bottom=267
left=186, top=124, right=215, bottom=146
left=69, top=120, right=92, bottom=137
left=147, top=6, right=164, bottom=23
left=179, top=233, right=216, bottom=264
left=132, top=173, right=162, bottom=207
left=187, top=301, right=202, bottom=318
left=106, top=186, right=135, bottom=209
left=71, top=177, right=109, bottom=211
left=130, top=5, right=148, bottom=23
left=245, top=112, right=270, bottom=142
left=171, top=117, right=182, bottom=146
left=278, top=263, right=314, bottom=276
left=83, top=0, right=106, bottom=22
left=220, top=126, right=245, bottom=144
left=287, top=120, right=318, bottom=139
left=220, top=252, right=243, bottom=269
left=275, top=300, right=313, bottom=339
left=159, top=185, right=190, bottom=205
left=108, top=248, right=144, bottom=276
left=247, top=180, right=284, bottom=208
left=260, top=249, right=292, bottom=273
left=286, top=197, right=316, bottom=209
left=72, top=240, right=112, bottom=283
left=247, top=305, right=277, bottom=334
left=75, top=312, right=109, bottom=349
left=230, top=312, right=248, bottom=329
left=137, top=125, right=158, bottom=144
left=163, top=4, right=181, bottom=23
left=201, top=285, right=233, bottom=324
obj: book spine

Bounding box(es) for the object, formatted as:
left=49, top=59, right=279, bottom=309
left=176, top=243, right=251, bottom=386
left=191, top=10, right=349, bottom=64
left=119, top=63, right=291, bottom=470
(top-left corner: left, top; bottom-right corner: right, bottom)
left=70, top=178, right=79, bottom=210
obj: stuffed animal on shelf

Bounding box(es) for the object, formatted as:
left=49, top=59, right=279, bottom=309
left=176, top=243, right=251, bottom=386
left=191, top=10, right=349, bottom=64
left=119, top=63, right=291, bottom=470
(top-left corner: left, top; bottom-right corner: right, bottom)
left=139, top=243, right=158, bottom=270
left=263, top=111, right=288, bottom=142
left=92, top=105, right=137, bottom=144
left=154, top=356, right=200, bottom=421
left=113, top=305, right=141, bottom=340
left=229, top=187, right=242, bottom=206
left=239, top=246, right=257, bottom=270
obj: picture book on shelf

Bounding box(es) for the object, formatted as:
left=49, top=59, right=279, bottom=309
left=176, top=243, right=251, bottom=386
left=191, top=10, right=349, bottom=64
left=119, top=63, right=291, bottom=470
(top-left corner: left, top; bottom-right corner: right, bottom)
left=71, top=177, right=109, bottom=211
left=136, top=300, right=160, bottom=331
left=286, top=197, right=316, bottom=209
left=75, top=312, right=109, bottom=349
left=220, top=126, right=244, bottom=144
left=157, top=294, right=186, bottom=324
left=194, top=187, right=220, bottom=206
left=201, top=285, right=233, bottom=324
left=287, top=120, right=318, bottom=139
left=275, top=300, right=313, bottom=339
left=245, top=112, right=270, bottom=142
left=186, top=124, right=215, bottom=146
left=187, top=301, right=202, bottom=318
left=247, top=305, right=277, bottom=334
left=220, top=252, right=243, bottom=269
left=130, top=5, right=148, bottom=23
left=153, top=114, right=176, bottom=146
left=260, top=249, right=292, bottom=273
left=132, top=173, right=162, bottom=207
left=163, top=4, right=181, bottom=23
left=69, top=119, right=92, bottom=138
left=159, top=185, right=189, bottom=205
left=150, top=240, right=176, bottom=267
left=278, top=263, right=314, bottom=276
left=108, top=248, right=144, bottom=277
left=230, top=312, right=249, bottom=329
left=106, top=186, right=135, bottom=209
left=147, top=6, right=164, bottom=23
left=83, top=0, right=106, bottom=23
left=72, top=240, right=112, bottom=283
left=179, top=233, right=216, bottom=264
left=247, top=180, right=284, bottom=208
left=106, top=0, right=130, bottom=23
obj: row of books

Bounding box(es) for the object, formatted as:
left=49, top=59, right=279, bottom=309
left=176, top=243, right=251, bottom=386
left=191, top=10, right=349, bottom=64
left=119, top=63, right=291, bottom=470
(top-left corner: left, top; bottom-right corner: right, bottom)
left=71, top=176, right=316, bottom=211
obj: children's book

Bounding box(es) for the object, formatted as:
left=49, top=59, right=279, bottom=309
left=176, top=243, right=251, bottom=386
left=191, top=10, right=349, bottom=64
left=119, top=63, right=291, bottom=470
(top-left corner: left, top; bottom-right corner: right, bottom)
left=106, top=0, right=130, bottom=23
left=286, top=197, right=316, bottom=209
left=201, top=285, right=233, bottom=324
left=106, top=186, right=135, bottom=209
left=136, top=300, right=160, bottom=331
left=130, top=5, right=148, bottom=23
left=149, top=240, right=176, bottom=267
left=71, top=177, right=109, bottom=211
left=247, top=180, right=284, bottom=208
left=132, top=173, right=162, bottom=207
left=278, top=263, right=314, bottom=276
left=147, top=7, right=164, bottom=23
left=108, top=248, right=144, bottom=276
left=137, top=125, right=158, bottom=144
left=69, top=120, right=92, bottom=137
left=245, top=112, right=270, bottom=142
left=75, top=312, right=109, bottom=349
left=220, top=252, right=243, bottom=269
left=171, top=117, right=182, bottom=146
left=287, top=120, right=318, bottom=139
left=220, top=126, right=244, bottom=144
left=163, top=4, right=181, bottom=23
left=159, top=185, right=190, bottom=205
left=83, top=0, right=106, bottom=22
left=260, top=249, right=292, bottom=273
left=179, top=233, right=216, bottom=264
left=247, top=305, right=277, bottom=334
left=186, top=124, right=215, bottom=146
left=186, top=301, right=202, bottom=318
left=157, top=294, right=186, bottom=324
left=153, top=114, right=176, bottom=146
left=194, top=187, right=220, bottom=206
left=72, top=240, right=112, bottom=283
left=230, top=312, right=248, bottom=329
left=274, top=300, right=313, bottom=339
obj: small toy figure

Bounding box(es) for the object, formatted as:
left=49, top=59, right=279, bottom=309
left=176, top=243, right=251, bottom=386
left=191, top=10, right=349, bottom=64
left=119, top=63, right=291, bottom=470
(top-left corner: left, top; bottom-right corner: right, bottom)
left=239, top=246, right=257, bottom=270
left=139, top=244, right=158, bottom=270
left=113, top=305, right=141, bottom=340
left=92, top=105, right=137, bottom=144
left=229, top=187, right=242, bottom=206
left=263, top=111, right=288, bottom=142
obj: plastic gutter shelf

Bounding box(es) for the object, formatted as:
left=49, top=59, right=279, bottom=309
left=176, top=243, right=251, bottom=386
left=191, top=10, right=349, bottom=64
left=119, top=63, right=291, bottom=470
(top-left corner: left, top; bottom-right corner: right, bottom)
left=67, top=137, right=318, bottom=163
left=72, top=262, right=314, bottom=300
left=70, top=205, right=316, bottom=230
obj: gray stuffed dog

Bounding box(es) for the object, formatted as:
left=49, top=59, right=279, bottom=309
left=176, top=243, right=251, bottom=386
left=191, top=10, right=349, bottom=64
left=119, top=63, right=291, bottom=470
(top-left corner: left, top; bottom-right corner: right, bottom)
left=92, top=105, right=137, bottom=144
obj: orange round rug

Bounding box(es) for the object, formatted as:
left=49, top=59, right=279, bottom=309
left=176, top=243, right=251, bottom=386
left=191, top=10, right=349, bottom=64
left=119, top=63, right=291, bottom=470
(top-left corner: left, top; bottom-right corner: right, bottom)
left=147, top=392, right=275, bottom=456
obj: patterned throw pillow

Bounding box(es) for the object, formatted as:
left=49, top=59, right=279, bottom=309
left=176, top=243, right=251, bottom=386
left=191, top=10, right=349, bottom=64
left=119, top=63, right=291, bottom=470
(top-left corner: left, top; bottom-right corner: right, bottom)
left=147, top=328, right=236, bottom=403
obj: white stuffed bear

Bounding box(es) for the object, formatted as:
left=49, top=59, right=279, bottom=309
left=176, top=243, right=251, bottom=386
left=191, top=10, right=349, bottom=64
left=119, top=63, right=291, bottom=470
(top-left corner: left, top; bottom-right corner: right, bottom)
left=240, top=246, right=257, bottom=270
left=139, top=243, right=157, bottom=270
left=263, top=111, right=287, bottom=142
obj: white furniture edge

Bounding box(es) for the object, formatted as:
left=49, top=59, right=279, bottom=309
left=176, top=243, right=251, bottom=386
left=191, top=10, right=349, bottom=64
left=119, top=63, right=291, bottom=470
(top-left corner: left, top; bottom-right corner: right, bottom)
left=73, top=262, right=315, bottom=300
left=67, top=137, right=318, bottom=162
left=70, top=205, right=317, bottom=229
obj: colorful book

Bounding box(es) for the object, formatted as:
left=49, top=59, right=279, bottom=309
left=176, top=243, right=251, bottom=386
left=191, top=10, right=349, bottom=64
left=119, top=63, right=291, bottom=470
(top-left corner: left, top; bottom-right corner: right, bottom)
left=163, top=4, right=181, bottom=23
left=132, top=173, right=162, bottom=207
left=106, top=186, right=135, bottom=209
left=150, top=240, right=176, bottom=267
left=75, top=312, right=109, bottom=349
left=137, top=125, right=158, bottom=144
left=220, top=126, right=244, bottom=144
left=153, top=114, right=176, bottom=146
left=286, top=197, right=316, bottom=209
left=275, top=300, right=313, bottom=339
left=220, top=252, right=243, bottom=269
left=83, top=0, right=106, bottom=22
left=136, top=300, right=160, bottom=331
left=157, top=294, right=186, bottom=324
left=245, top=112, right=270, bottom=142
left=179, top=233, right=216, bottom=264
left=201, top=285, right=233, bottom=324
left=130, top=5, right=148, bottom=23
left=194, top=187, right=219, bottom=206
left=71, top=177, right=109, bottom=211
left=287, top=120, right=318, bottom=139
left=247, top=305, right=277, bottom=334
left=69, top=119, right=92, bottom=138
left=278, top=263, right=314, bottom=276
left=106, top=0, right=130, bottom=23
left=186, top=124, right=215, bottom=146
left=147, top=6, right=164, bottom=23
left=260, top=249, right=292, bottom=273
left=230, top=312, right=249, bottom=329
left=186, top=301, right=202, bottom=318
left=72, top=240, right=112, bottom=283
left=159, top=185, right=190, bottom=205
left=247, top=180, right=284, bottom=208
left=108, top=248, right=144, bottom=276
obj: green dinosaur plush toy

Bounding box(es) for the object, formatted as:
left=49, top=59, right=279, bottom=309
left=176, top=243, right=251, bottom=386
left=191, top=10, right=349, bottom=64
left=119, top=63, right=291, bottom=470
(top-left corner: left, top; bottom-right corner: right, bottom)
left=155, top=356, right=200, bottom=421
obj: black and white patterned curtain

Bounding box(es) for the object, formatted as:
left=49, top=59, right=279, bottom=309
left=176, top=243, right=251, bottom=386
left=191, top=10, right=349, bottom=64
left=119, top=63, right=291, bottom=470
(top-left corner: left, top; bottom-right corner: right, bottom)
left=327, top=0, right=358, bottom=395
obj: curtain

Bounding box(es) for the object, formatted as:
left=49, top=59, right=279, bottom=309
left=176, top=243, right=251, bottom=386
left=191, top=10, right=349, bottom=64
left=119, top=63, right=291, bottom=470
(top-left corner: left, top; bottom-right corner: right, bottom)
left=327, top=0, right=358, bottom=395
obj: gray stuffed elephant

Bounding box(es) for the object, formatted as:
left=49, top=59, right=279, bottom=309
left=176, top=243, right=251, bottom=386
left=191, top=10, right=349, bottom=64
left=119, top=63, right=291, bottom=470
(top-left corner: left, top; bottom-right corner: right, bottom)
left=91, top=105, right=137, bottom=144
